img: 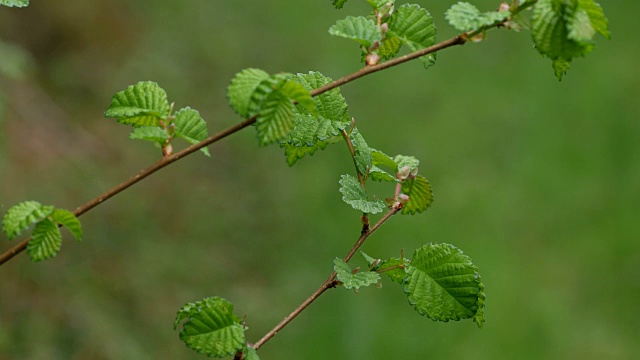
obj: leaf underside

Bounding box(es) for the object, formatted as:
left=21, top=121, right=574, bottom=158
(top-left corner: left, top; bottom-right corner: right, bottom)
left=104, top=81, right=170, bottom=127
left=2, top=201, right=54, bottom=239
left=339, top=174, right=386, bottom=214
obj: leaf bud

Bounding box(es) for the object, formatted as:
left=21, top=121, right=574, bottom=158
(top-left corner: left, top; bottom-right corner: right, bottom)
left=365, top=53, right=380, bottom=66
left=397, top=166, right=411, bottom=180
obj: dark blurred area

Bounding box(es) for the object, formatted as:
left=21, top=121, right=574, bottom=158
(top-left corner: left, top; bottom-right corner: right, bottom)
left=1, top=1, right=638, bottom=359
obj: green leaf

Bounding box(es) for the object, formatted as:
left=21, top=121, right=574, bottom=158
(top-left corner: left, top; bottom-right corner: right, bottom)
left=27, top=219, right=62, bottom=262
left=405, top=243, right=486, bottom=328
left=281, top=141, right=326, bottom=166
left=445, top=2, right=511, bottom=32
left=332, top=0, right=348, bottom=9
left=350, top=128, right=372, bottom=177
left=552, top=58, right=571, bottom=81
left=371, top=149, right=398, bottom=172
left=360, top=251, right=378, bottom=267
left=2, top=201, right=54, bottom=240
left=334, top=258, right=381, bottom=290
left=104, top=81, right=170, bottom=127
left=339, top=174, right=386, bottom=214
left=378, top=33, right=403, bottom=60
left=256, top=90, right=295, bottom=146
left=388, top=4, right=437, bottom=68
left=245, top=346, right=260, bottom=360
left=394, top=154, right=419, bottom=172
left=247, top=73, right=293, bottom=117
left=293, top=72, right=349, bottom=124
left=378, top=257, right=408, bottom=285
left=368, top=166, right=397, bottom=182
left=0, top=0, right=29, bottom=7
left=329, top=16, right=381, bottom=49
left=50, top=209, right=82, bottom=242
left=227, top=68, right=270, bottom=117
left=175, top=297, right=246, bottom=357
left=280, top=81, right=316, bottom=116
left=578, top=0, right=609, bottom=39
left=129, top=126, right=169, bottom=145
left=174, top=107, right=210, bottom=156
left=401, top=175, right=433, bottom=215
left=367, top=0, right=394, bottom=11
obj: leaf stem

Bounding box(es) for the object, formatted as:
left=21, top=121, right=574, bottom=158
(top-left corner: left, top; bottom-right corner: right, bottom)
left=252, top=205, right=401, bottom=351
left=1, top=28, right=502, bottom=266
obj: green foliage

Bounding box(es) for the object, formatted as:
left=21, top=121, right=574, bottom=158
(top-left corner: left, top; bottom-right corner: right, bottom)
left=227, top=68, right=271, bottom=117
left=256, top=90, right=295, bottom=146
left=367, top=0, right=395, bottom=11
left=388, top=4, right=437, bottom=68
left=244, top=346, right=260, bottom=360
left=329, top=16, right=381, bottom=49
left=350, top=128, right=372, bottom=177
left=174, top=297, right=246, bottom=357
left=280, top=72, right=350, bottom=165
left=104, top=81, right=170, bottom=127
left=129, top=126, right=169, bottom=145
left=531, top=0, right=609, bottom=80
left=376, top=257, right=408, bottom=285
left=334, top=258, right=381, bottom=290
left=2, top=202, right=82, bottom=262
left=2, top=201, right=54, bottom=239
left=0, top=0, right=28, bottom=7
left=332, top=0, right=348, bottom=9
left=174, top=107, right=211, bottom=156
left=445, top=2, right=511, bottom=33
left=394, top=154, right=419, bottom=172
left=405, top=243, right=486, bottom=328
left=339, top=174, right=386, bottom=214
left=378, top=33, right=402, bottom=60
left=400, top=175, right=433, bottom=215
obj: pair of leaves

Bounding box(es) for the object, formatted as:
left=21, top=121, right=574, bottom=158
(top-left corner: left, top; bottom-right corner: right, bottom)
left=531, top=0, right=610, bottom=80
left=0, top=0, right=28, bottom=7
left=329, top=4, right=437, bottom=68
left=445, top=2, right=512, bottom=33
left=362, top=244, right=485, bottom=328
left=334, top=258, right=380, bottom=290
left=104, top=81, right=210, bottom=156
left=175, top=297, right=259, bottom=359
left=2, top=201, right=82, bottom=262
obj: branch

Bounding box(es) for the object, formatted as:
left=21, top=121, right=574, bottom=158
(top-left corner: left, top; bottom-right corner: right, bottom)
left=252, top=205, right=401, bottom=351
left=0, top=31, right=476, bottom=266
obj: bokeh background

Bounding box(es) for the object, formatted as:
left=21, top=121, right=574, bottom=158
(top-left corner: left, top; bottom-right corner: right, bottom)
left=1, top=1, right=638, bottom=359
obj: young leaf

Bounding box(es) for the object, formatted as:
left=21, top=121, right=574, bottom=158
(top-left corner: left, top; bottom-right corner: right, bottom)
left=350, top=128, right=372, bottom=177
left=394, top=155, right=419, bottom=172
left=578, top=0, right=610, bottom=39
left=27, top=219, right=62, bottom=262
left=50, top=209, right=82, bottom=242
left=377, top=257, right=408, bottom=285
left=552, top=58, right=571, bottom=81
left=174, top=107, right=210, bottom=156
left=256, top=90, right=295, bottom=146
left=378, top=33, right=402, bottom=60
left=368, top=166, right=397, bottom=183
left=174, top=297, right=246, bottom=357
left=2, top=201, right=54, bottom=240
left=401, top=175, right=433, bottom=215
left=247, top=73, right=292, bottom=117
left=405, top=243, right=486, bottom=328
left=280, top=81, right=316, bottom=116
left=339, top=174, right=386, bottom=214
left=367, top=0, right=394, bottom=11
left=360, top=251, right=378, bottom=267
left=329, top=16, right=381, bottom=49
left=129, top=126, right=169, bottom=145
left=371, top=149, right=398, bottom=172
left=332, top=0, right=348, bottom=9
left=293, top=72, right=349, bottom=124
left=104, top=81, right=170, bottom=127
left=245, top=346, right=260, bottom=360
left=445, top=2, right=511, bottom=32
left=0, top=0, right=29, bottom=7
left=227, top=68, right=270, bottom=117
left=334, top=258, right=381, bottom=290
left=388, top=4, right=437, bottom=68
left=281, top=141, right=326, bottom=166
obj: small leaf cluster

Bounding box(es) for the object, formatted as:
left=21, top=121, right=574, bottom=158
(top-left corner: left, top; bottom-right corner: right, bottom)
left=2, top=201, right=82, bottom=262
left=174, top=297, right=259, bottom=359
left=0, top=0, right=29, bottom=8
left=443, top=0, right=610, bottom=80
left=357, top=243, right=486, bottom=328
left=104, top=81, right=211, bottom=156
left=330, top=1, right=437, bottom=67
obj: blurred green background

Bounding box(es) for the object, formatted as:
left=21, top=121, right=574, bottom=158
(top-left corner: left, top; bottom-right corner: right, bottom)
left=1, top=1, right=638, bottom=359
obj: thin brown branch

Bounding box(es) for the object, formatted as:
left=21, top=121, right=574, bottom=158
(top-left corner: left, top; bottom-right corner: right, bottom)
left=252, top=205, right=401, bottom=350
left=1, top=33, right=469, bottom=266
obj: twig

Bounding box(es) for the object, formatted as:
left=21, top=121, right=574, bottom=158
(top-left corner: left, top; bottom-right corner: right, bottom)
left=0, top=31, right=477, bottom=266
left=252, top=206, right=401, bottom=350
